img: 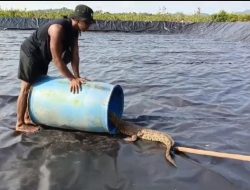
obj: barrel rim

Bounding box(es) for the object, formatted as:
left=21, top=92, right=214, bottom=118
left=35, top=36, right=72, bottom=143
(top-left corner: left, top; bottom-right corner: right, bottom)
left=106, top=84, right=124, bottom=134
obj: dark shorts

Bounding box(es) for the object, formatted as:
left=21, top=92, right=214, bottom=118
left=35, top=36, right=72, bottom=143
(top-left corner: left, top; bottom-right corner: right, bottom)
left=18, top=46, right=49, bottom=84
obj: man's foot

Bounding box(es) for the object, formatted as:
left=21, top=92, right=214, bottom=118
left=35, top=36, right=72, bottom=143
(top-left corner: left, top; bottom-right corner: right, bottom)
left=16, top=124, right=40, bottom=134
left=24, top=119, right=37, bottom=126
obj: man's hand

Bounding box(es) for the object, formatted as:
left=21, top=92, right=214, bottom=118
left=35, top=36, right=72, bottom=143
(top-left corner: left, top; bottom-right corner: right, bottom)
left=79, top=77, right=91, bottom=82
left=70, top=77, right=90, bottom=94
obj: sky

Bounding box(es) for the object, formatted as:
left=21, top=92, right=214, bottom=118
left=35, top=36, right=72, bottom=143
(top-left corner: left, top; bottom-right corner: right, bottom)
left=0, top=1, right=250, bottom=14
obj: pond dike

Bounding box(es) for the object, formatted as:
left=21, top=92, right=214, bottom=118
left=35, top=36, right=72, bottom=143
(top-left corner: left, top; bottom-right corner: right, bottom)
left=1, top=18, right=250, bottom=42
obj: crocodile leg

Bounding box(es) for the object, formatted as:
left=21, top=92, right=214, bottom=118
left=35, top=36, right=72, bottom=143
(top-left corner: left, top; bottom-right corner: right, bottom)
left=124, top=135, right=138, bottom=142
left=166, top=152, right=177, bottom=167
left=123, top=130, right=143, bottom=142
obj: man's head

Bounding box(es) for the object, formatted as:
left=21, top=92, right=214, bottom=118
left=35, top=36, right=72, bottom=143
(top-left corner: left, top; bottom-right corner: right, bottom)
left=71, top=4, right=95, bottom=31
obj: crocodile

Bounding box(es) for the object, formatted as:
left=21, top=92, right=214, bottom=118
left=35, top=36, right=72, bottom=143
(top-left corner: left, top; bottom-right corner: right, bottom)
left=109, top=112, right=176, bottom=167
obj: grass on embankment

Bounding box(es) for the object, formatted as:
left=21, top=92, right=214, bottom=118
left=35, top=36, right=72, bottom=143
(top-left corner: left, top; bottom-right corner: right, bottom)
left=1, top=8, right=250, bottom=22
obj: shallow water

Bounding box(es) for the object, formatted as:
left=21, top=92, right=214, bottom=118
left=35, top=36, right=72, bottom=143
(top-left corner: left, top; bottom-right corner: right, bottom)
left=1, top=30, right=250, bottom=190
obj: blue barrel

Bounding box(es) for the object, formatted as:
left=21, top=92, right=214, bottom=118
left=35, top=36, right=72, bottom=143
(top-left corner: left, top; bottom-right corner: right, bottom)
left=28, top=76, right=124, bottom=134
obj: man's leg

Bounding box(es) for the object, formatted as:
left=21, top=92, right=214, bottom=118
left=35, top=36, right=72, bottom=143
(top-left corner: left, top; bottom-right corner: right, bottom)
left=16, top=80, right=40, bottom=133
left=24, top=107, right=36, bottom=126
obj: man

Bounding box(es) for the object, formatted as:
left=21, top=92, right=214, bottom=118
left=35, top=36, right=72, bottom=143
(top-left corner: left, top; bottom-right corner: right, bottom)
left=16, top=4, right=95, bottom=133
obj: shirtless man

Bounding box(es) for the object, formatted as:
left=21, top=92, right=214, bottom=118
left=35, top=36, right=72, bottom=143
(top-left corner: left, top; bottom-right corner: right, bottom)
left=16, top=4, right=95, bottom=133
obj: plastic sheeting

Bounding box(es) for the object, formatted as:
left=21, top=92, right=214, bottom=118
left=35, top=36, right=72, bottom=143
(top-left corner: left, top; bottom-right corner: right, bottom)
left=0, top=128, right=239, bottom=190
left=0, top=18, right=189, bottom=33
left=182, top=22, right=250, bottom=41
left=0, top=18, right=49, bottom=30
left=1, top=21, right=250, bottom=190
left=90, top=20, right=188, bottom=33
left=2, top=18, right=250, bottom=42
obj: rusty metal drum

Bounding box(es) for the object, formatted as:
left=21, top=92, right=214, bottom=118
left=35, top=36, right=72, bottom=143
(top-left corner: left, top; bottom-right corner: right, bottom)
left=28, top=76, right=124, bottom=134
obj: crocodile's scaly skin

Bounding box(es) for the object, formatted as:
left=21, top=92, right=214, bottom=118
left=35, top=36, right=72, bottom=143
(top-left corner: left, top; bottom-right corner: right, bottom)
left=109, top=113, right=176, bottom=167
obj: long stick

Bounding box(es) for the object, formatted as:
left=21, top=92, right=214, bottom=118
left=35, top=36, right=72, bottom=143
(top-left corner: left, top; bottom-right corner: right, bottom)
left=175, top=146, right=250, bottom=162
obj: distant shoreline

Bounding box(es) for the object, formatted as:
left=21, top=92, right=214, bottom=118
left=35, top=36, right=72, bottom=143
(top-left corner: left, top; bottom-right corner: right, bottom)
left=1, top=9, right=250, bottom=22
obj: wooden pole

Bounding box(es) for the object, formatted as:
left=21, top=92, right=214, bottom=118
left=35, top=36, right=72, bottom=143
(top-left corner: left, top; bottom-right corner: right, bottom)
left=175, top=146, right=250, bottom=162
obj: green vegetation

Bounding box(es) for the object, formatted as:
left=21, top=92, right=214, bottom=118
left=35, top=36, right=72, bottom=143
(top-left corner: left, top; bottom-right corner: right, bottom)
left=0, top=8, right=250, bottom=22
left=0, top=8, right=72, bottom=19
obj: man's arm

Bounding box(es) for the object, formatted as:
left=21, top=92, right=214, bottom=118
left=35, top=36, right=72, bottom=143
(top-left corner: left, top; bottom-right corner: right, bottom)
left=71, top=34, right=90, bottom=82
left=48, top=24, right=83, bottom=94
left=71, top=37, right=80, bottom=78
left=48, top=24, right=75, bottom=81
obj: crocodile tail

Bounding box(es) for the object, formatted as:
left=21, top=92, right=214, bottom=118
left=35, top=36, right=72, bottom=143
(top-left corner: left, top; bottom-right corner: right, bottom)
left=166, top=151, right=177, bottom=167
